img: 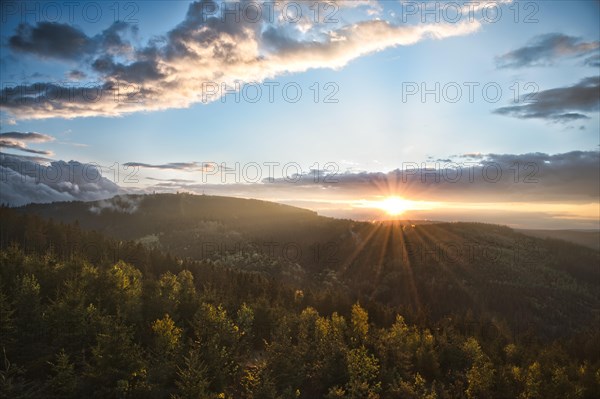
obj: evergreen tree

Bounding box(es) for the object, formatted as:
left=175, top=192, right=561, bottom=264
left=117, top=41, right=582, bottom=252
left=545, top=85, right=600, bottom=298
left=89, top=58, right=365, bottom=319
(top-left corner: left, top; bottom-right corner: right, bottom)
left=46, top=350, right=77, bottom=399
left=171, top=343, right=213, bottom=399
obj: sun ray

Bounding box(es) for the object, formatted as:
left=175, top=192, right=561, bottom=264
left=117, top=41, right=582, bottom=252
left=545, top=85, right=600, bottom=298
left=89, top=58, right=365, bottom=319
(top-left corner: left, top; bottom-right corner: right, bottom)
left=337, top=222, right=382, bottom=277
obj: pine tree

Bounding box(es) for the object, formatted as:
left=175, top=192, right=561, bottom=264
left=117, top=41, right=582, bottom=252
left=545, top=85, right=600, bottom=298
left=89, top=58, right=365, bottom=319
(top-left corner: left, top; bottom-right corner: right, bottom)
left=46, top=350, right=77, bottom=399
left=171, top=344, right=212, bottom=399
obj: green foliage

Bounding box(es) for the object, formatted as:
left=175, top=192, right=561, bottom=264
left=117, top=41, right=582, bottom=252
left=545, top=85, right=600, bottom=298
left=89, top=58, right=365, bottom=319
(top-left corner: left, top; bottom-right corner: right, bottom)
left=387, top=373, right=437, bottom=399
left=152, top=314, right=182, bottom=355
left=345, top=346, right=381, bottom=399
left=350, top=303, right=369, bottom=346
left=87, top=316, right=150, bottom=398
left=520, top=361, right=543, bottom=399
left=240, top=360, right=278, bottom=399
left=191, top=303, right=242, bottom=392
left=13, top=274, right=44, bottom=343
left=105, top=260, right=143, bottom=322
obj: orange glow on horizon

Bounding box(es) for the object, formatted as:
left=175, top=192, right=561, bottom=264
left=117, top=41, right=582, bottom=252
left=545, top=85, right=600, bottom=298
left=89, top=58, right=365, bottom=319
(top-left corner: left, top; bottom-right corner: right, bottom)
left=356, top=196, right=441, bottom=218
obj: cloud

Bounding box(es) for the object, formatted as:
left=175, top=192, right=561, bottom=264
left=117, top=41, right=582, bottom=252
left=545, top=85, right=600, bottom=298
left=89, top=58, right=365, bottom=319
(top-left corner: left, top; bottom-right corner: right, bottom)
left=126, top=161, right=235, bottom=172
left=496, top=33, right=600, bottom=68
left=68, top=70, right=87, bottom=80
left=89, top=196, right=142, bottom=214
left=146, top=177, right=196, bottom=183
left=0, top=131, right=55, bottom=155
left=583, top=54, right=600, bottom=67
left=8, top=21, right=136, bottom=61
left=147, top=151, right=599, bottom=204
left=0, top=81, right=157, bottom=119
left=456, top=152, right=484, bottom=159
left=0, top=131, right=54, bottom=142
left=57, top=141, right=89, bottom=148
left=0, top=139, right=53, bottom=155
left=493, top=76, right=600, bottom=122
left=1, top=0, right=481, bottom=120
left=9, top=22, right=91, bottom=60
left=0, top=153, right=122, bottom=206
left=92, top=57, right=165, bottom=84
left=2, top=118, right=17, bottom=126
left=123, top=161, right=201, bottom=170
left=3, top=149, right=597, bottom=228
left=321, top=151, right=599, bottom=203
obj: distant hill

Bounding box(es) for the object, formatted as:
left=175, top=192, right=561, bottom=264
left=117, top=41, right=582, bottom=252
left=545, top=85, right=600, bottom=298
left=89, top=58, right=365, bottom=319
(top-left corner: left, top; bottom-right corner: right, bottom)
left=15, top=193, right=600, bottom=338
left=517, top=229, right=600, bottom=251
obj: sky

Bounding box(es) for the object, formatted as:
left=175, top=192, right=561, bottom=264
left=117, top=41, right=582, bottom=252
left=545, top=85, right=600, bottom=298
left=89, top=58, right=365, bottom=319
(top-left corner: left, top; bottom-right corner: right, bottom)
left=0, top=0, right=599, bottom=229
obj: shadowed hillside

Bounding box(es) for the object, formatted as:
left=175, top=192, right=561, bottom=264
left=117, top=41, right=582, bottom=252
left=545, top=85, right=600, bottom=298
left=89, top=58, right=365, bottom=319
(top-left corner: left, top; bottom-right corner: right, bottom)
left=517, top=229, right=600, bottom=251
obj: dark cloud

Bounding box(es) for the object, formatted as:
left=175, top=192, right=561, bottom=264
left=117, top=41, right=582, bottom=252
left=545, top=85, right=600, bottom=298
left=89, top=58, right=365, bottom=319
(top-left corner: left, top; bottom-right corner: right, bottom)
left=8, top=21, right=137, bottom=62
left=0, top=140, right=53, bottom=155
left=493, top=76, right=600, bottom=122
left=9, top=22, right=91, bottom=60
left=94, top=20, right=137, bottom=56
left=0, top=131, right=54, bottom=142
left=0, top=81, right=157, bottom=119
left=0, top=153, right=52, bottom=163
left=496, top=33, right=600, bottom=68
left=456, top=153, right=484, bottom=159
left=0, top=131, right=55, bottom=156
left=0, top=153, right=122, bottom=206
left=92, top=57, right=165, bottom=83
left=68, top=70, right=87, bottom=80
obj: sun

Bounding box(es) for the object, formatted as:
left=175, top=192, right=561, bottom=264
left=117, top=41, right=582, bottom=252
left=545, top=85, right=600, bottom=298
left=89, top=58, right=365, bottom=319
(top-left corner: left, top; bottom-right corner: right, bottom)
left=355, top=196, right=439, bottom=219
left=376, top=196, right=411, bottom=216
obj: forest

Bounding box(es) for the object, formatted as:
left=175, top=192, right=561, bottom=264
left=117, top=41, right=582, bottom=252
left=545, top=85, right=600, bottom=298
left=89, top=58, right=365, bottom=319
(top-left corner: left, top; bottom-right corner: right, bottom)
left=1, top=195, right=599, bottom=398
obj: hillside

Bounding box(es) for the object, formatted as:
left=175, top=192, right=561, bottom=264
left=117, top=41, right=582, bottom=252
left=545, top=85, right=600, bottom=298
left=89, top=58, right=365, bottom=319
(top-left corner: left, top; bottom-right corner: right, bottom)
left=517, top=229, right=600, bottom=251
left=15, top=194, right=600, bottom=339
left=2, top=196, right=600, bottom=398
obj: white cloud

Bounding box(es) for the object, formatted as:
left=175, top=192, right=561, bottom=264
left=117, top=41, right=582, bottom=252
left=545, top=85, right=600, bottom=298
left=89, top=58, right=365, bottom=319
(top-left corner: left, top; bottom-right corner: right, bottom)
left=0, top=153, right=122, bottom=206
